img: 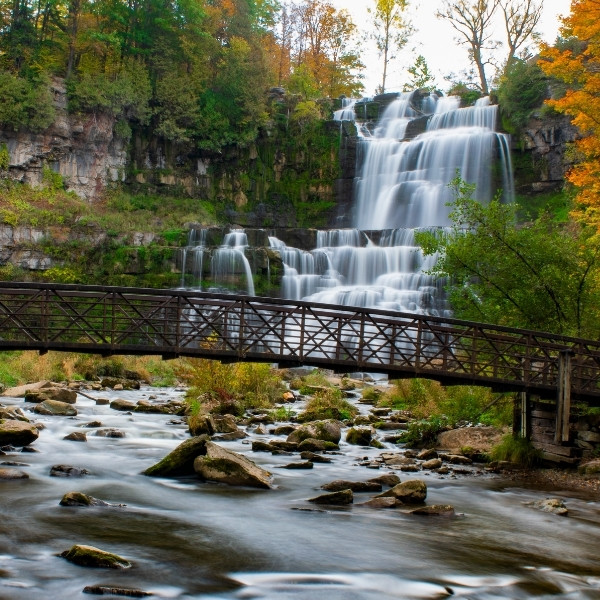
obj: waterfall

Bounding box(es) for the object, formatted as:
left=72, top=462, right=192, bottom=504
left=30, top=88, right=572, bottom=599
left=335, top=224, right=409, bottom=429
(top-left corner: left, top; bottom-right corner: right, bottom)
left=211, top=230, right=255, bottom=296
left=179, top=228, right=206, bottom=288
left=333, top=98, right=357, bottom=121
left=270, top=91, right=513, bottom=317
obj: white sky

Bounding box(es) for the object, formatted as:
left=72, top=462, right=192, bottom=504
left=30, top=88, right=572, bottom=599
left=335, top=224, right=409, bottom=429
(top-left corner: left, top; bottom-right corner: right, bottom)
left=329, top=0, right=572, bottom=95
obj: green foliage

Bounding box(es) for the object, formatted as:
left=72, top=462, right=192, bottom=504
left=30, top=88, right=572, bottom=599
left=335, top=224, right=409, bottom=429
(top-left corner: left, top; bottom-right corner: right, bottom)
left=287, top=64, right=321, bottom=100
left=0, top=73, right=55, bottom=132
left=0, top=144, right=9, bottom=170
left=298, top=387, right=358, bottom=422
left=42, top=167, right=65, bottom=191
left=446, top=82, right=481, bottom=106
left=399, top=415, right=447, bottom=448
left=497, top=59, right=547, bottom=134
left=404, top=55, right=436, bottom=92
left=490, top=434, right=542, bottom=466
left=416, top=175, right=600, bottom=337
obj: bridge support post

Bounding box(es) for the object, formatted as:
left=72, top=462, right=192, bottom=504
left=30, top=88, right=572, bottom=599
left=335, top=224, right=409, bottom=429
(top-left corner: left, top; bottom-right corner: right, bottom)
left=555, top=349, right=573, bottom=443
left=515, top=392, right=532, bottom=439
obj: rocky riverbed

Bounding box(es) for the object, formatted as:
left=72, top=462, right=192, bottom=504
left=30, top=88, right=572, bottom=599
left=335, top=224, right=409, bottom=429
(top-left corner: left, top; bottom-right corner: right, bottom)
left=1, top=376, right=600, bottom=599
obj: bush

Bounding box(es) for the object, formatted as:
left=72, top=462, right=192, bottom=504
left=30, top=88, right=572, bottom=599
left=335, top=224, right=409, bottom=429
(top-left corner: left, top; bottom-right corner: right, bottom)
left=298, top=388, right=358, bottom=422
left=0, top=72, right=55, bottom=132
left=398, top=415, right=448, bottom=448
left=489, top=434, right=542, bottom=467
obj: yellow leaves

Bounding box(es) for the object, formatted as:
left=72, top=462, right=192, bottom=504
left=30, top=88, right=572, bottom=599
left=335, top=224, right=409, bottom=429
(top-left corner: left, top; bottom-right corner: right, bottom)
left=539, top=0, right=600, bottom=230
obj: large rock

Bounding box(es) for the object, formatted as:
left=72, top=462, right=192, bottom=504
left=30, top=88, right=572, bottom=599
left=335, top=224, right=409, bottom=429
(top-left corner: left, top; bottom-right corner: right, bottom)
left=33, top=399, right=77, bottom=416
left=2, top=381, right=51, bottom=397
left=60, top=544, right=131, bottom=569
left=109, top=398, right=136, bottom=412
left=59, top=492, right=110, bottom=507
left=308, top=489, right=353, bottom=505
left=287, top=420, right=342, bottom=444
left=0, top=419, right=39, bottom=446
left=377, top=479, right=428, bottom=504
left=437, top=426, right=504, bottom=453
left=193, top=441, right=272, bottom=489
left=527, top=498, right=568, bottom=516
left=321, top=479, right=382, bottom=493
left=345, top=427, right=373, bottom=446
left=0, top=468, right=29, bottom=479
left=0, top=405, right=29, bottom=422
left=143, top=435, right=210, bottom=477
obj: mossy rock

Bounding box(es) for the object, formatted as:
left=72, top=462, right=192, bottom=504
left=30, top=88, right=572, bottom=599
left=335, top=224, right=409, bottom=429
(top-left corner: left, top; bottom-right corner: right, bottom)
left=377, top=479, right=427, bottom=504
left=60, top=544, right=131, bottom=569
left=143, top=435, right=210, bottom=477
left=345, top=427, right=373, bottom=446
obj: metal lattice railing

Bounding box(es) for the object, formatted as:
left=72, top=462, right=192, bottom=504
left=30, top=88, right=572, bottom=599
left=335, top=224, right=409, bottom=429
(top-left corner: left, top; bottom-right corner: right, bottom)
left=1, top=282, right=599, bottom=402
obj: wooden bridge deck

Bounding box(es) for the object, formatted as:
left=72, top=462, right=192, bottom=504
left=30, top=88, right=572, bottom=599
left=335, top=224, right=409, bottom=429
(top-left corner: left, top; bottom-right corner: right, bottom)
left=1, top=282, right=599, bottom=404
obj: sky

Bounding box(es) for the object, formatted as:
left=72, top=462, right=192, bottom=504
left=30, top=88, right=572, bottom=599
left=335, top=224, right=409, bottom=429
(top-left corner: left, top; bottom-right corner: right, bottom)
left=329, top=0, right=573, bottom=96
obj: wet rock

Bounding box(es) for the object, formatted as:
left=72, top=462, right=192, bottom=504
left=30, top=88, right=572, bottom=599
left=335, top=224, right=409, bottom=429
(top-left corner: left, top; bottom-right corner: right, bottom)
left=437, top=426, right=504, bottom=454
left=43, top=387, right=78, bottom=404
left=212, top=414, right=239, bottom=433
left=82, top=585, right=151, bottom=597
left=410, top=504, right=455, bottom=516
left=213, top=430, right=248, bottom=441
left=527, top=498, right=568, bottom=516
left=95, top=428, right=126, bottom=438
left=297, top=438, right=339, bottom=452
left=143, top=435, right=210, bottom=477
left=282, top=461, right=313, bottom=469
left=251, top=440, right=274, bottom=452
left=578, top=459, right=600, bottom=476
left=380, top=453, right=416, bottom=467
left=188, top=414, right=214, bottom=436
left=109, top=398, right=136, bottom=411
left=101, top=377, right=140, bottom=390
left=254, top=424, right=268, bottom=435
left=60, top=544, right=131, bottom=569
left=308, top=489, right=353, bottom=505
left=270, top=440, right=298, bottom=452
left=95, top=398, right=110, bottom=406
left=2, top=380, right=51, bottom=397
left=422, top=458, right=443, bottom=470
left=400, top=464, right=421, bottom=472
left=353, top=415, right=372, bottom=426
left=300, top=451, right=332, bottom=463
left=50, top=464, right=90, bottom=477
left=368, top=473, right=401, bottom=487
left=287, top=420, right=342, bottom=444
left=417, top=448, right=438, bottom=460
left=135, top=400, right=185, bottom=415
left=64, top=431, right=87, bottom=442
left=0, top=419, right=39, bottom=446
left=194, top=441, right=272, bottom=488
left=377, top=479, right=427, bottom=504
left=59, top=492, right=110, bottom=507
left=360, top=496, right=399, bottom=509
left=321, top=479, right=382, bottom=492
left=0, top=405, right=29, bottom=422
left=445, top=454, right=473, bottom=465
left=83, top=421, right=103, bottom=428
left=273, top=425, right=296, bottom=436
left=0, top=468, right=29, bottom=479
left=34, top=399, right=77, bottom=416
left=345, top=427, right=373, bottom=446
left=281, top=391, right=296, bottom=403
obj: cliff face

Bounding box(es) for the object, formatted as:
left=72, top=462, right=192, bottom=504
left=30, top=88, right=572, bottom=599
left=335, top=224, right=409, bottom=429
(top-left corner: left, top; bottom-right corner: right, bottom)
left=0, top=79, right=126, bottom=201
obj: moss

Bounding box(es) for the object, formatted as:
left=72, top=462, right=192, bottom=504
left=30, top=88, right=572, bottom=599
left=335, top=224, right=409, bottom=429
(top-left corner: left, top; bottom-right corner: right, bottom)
left=60, top=545, right=131, bottom=569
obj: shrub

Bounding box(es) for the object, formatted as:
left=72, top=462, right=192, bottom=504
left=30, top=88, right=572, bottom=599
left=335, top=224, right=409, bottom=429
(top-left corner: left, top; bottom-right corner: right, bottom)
left=298, top=387, right=358, bottom=422
left=398, top=415, right=448, bottom=448
left=489, top=434, right=542, bottom=467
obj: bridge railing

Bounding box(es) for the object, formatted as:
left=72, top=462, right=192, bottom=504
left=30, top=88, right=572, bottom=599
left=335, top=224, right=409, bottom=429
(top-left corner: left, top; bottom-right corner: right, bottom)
left=0, top=282, right=599, bottom=401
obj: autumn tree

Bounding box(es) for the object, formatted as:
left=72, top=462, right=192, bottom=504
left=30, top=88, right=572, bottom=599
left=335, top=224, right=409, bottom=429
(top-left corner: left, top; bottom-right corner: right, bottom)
left=540, top=0, right=600, bottom=229
left=368, top=0, right=411, bottom=93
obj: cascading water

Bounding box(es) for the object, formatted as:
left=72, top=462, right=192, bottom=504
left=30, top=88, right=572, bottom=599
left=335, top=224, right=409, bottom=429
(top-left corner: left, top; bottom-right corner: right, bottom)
left=333, top=97, right=357, bottom=121
left=271, top=91, right=513, bottom=317
left=211, top=230, right=256, bottom=296
left=179, top=228, right=206, bottom=288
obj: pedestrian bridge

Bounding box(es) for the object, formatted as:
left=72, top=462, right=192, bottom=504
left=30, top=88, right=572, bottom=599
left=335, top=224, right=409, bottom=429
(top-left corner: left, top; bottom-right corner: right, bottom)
left=1, top=282, right=599, bottom=405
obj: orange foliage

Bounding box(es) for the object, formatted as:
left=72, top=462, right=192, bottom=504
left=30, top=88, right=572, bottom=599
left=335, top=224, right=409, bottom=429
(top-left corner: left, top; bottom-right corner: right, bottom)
left=540, top=0, right=600, bottom=228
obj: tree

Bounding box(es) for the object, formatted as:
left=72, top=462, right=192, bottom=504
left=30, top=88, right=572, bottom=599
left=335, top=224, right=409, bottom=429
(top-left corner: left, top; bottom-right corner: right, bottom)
left=416, top=176, right=600, bottom=337
left=368, top=0, right=411, bottom=93
left=403, top=54, right=435, bottom=91
left=539, top=0, right=600, bottom=230
left=500, top=0, right=542, bottom=68
left=436, top=0, right=500, bottom=95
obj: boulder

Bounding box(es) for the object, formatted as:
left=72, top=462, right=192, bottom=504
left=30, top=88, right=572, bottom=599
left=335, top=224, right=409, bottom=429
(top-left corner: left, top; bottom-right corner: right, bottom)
left=60, top=544, right=131, bottom=569
left=2, top=381, right=51, bottom=397
left=33, top=400, right=77, bottom=416
left=578, top=459, right=600, bottom=476
left=251, top=440, right=275, bottom=453
left=143, top=435, right=210, bottom=477
left=212, top=414, right=239, bottom=433
left=445, top=454, right=473, bottom=465
left=82, top=587, right=150, bottom=597
left=308, top=489, right=353, bottom=505
left=422, top=458, right=442, bottom=470
left=345, top=427, right=373, bottom=446
left=50, top=465, right=90, bottom=477
left=368, top=473, right=401, bottom=487
left=193, top=441, right=272, bottom=489
left=377, top=479, right=427, bottom=504
left=64, top=432, right=87, bottom=442
left=410, top=504, right=455, bottom=516
left=43, top=387, right=77, bottom=404
left=95, top=428, right=125, bottom=438
left=0, top=468, right=29, bottom=479
left=270, top=440, right=298, bottom=452
left=109, top=398, right=136, bottom=411
left=360, top=497, right=399, bottom=509
left=59, top=492, right=109, bottom=507
left=282, top=461, right=313, bottom=469
left=273, top=425, right=296, bottom=436
left=0, top=419, right=39, bottom=446
left=135, top=400, right=185, bottom=415
left=527, top=498, right=568, bottom=516
left=0, top=405, right=29, bottom=422
left=300, top=451, right=332, bottom=463
left=101, top=377, right=140, bottom=390
left=188, top=414, right=215, bottom=436
left=437, top=426, right=504, bottom=453
left=297, top=438, right=339, bottom=452
left=321, top=479, right=382, bottom=493
left=286, top=420, right=342, bottom=444
left=417, top=448, right=438, bottom=460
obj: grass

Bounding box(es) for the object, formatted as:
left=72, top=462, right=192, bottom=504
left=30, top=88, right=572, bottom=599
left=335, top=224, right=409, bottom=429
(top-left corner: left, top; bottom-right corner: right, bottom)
left=489, top=434, right=542, bottom=467
left=298, top=387, right=358, bottom=422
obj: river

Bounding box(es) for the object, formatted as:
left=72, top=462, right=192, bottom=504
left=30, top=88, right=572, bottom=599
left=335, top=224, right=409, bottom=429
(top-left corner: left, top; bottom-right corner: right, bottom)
left=1, top=384, right=599, bottom=599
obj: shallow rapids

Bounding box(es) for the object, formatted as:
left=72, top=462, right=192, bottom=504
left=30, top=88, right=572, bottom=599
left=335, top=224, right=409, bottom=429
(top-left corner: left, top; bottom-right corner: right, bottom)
left=1, top=386, right=600, bottom=599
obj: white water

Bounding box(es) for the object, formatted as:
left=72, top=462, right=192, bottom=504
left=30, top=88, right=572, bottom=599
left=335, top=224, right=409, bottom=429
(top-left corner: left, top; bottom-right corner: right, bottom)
left=2, top=387, right=600, bottom=599
left=271, top=92, right=513, bottom=316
